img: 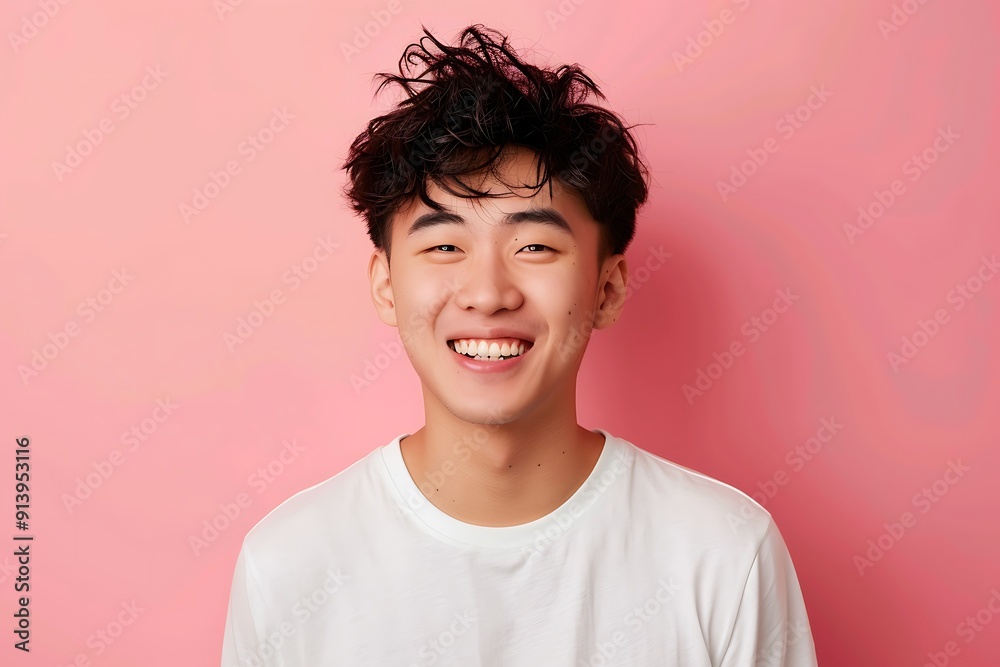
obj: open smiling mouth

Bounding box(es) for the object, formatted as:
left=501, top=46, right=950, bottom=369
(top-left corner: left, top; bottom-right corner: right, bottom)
left=447, top=339, right=533, bottom=362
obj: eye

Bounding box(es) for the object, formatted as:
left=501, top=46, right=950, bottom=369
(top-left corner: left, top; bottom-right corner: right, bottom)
left=426, top=244, right=553, bottom=253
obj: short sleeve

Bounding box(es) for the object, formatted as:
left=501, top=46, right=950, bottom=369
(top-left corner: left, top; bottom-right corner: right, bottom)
left=718, top=519, right=818, bottom=667
left=221, top=546, right=269, bottom=666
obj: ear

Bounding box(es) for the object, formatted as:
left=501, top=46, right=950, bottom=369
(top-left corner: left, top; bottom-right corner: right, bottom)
left=368, top=249, right=397, bottom=327
left=593, top=253, right=628, bottom=330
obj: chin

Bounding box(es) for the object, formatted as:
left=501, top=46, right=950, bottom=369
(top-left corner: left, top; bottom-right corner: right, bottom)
left=443, top=398, right=524, bottom=426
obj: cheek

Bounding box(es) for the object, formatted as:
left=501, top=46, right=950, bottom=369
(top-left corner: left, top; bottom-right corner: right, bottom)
left=562, top=281, right=602, bottom=344
left=551, top=277, right=597, bottom=317
left=535, top=285, right=594, bottom=348
left=396, top=284, right=448, bottom=341
left=566, top=307, right=597, bottom=347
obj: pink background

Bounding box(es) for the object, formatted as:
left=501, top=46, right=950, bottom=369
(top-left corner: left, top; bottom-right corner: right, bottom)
left=3, top=0, right=999, bottom=664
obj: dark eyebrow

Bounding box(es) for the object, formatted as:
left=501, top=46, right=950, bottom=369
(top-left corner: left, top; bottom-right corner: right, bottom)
left=406, top=208, right=574, bottom=237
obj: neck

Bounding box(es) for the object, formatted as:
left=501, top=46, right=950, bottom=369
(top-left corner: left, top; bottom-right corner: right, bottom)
left=399, top=408, right=605, bottom=527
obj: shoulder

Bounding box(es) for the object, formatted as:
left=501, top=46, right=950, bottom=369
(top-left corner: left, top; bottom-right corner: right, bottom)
left=239, top=445, right=382, bottom=568
left=623, top=438, right=775, bottom=548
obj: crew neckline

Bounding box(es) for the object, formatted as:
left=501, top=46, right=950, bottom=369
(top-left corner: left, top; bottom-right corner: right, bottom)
left=379, top=428, right=627, bottom=550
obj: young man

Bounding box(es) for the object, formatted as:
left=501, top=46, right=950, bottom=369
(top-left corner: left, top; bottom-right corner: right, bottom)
left=222, top=24, right=818, bottom=666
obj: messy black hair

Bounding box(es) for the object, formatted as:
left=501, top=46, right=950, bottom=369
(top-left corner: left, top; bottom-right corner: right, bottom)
left=341, top=23, right=650, bottom=270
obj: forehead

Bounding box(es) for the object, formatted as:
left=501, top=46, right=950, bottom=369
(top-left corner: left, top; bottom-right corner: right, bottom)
left=392, top=146, right=595, bottom=239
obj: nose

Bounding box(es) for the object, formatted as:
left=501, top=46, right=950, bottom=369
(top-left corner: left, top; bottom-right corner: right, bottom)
left=452, top=251, right=524, bottom=314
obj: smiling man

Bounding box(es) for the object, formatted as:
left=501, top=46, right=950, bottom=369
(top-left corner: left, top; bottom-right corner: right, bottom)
left=375, top=146, right=616, bottom=529
left=221, top=24, right=818, bottom=666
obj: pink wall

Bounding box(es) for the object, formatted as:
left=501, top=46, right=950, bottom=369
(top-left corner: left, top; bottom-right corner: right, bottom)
left=3, top=0, right=998, bottom=664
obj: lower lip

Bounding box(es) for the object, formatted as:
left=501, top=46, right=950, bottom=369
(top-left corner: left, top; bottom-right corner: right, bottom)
left=448, top=342, right=532, bottom=373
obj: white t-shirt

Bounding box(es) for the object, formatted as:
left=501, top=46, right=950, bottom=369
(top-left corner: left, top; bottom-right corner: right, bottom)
left=221, top=428, right=818, bottom=666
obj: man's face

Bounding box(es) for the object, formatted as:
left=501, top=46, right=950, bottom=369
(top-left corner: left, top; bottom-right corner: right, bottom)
left=368, top=146, right=628, bottom=426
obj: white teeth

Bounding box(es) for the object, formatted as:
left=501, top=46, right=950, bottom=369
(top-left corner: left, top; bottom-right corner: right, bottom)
left=448, top=338, right=530, bottom=361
